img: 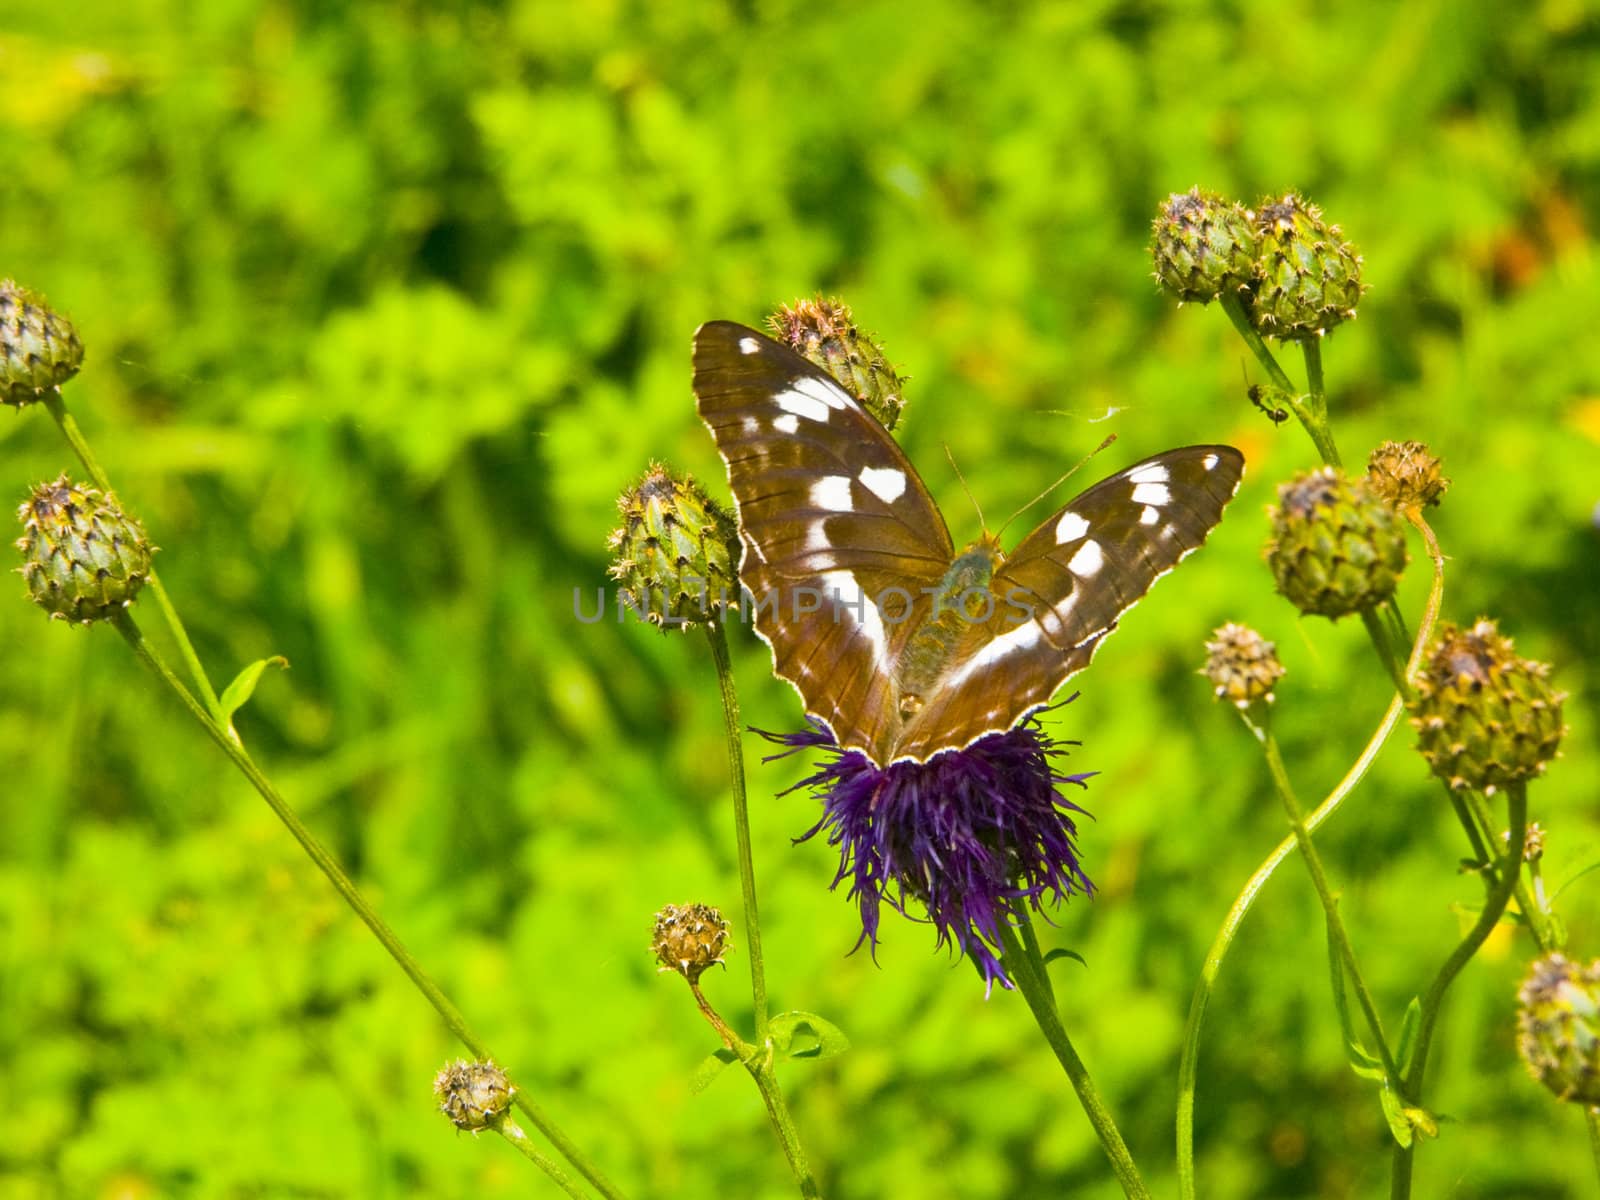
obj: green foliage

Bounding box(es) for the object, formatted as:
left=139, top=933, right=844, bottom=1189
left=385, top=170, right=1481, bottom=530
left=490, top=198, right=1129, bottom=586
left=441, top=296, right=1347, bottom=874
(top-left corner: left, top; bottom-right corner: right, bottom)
left=2, top=2, right=1597, bottom=1197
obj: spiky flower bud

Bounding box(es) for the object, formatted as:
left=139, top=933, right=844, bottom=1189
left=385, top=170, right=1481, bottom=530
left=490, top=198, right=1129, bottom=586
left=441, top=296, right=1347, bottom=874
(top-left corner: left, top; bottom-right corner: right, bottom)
left=767, top=297, right=906, bottom=430
left=1247, top=193, right=1364, bottom=340
left=1, top=281, right=84, bottom=407
left=607, top=464, right=739, bottom=630
left=1150, top=188, right=1260, bottom=305
left=1264, top=468, right=1407, bottom=619
left=434, top=1059, right=515, bottom=1131
left=1366, top=440, right=1449, bottom=511
left=1202, top=622, right=1286, bottom=707
left=1517, top=954, right=1600, bottom=1106
left=16, top=474, right=154, bottom=623
left=1409, top=619, right=1565, bottom=793
left=651, top=902, right=729, bottom=984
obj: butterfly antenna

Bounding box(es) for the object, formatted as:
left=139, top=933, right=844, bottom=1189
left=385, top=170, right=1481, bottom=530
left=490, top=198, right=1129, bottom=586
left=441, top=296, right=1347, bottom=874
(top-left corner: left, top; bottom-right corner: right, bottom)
left=942, top=443, right=987, bottom=536
left=995, top=433, right=1118, bottom=543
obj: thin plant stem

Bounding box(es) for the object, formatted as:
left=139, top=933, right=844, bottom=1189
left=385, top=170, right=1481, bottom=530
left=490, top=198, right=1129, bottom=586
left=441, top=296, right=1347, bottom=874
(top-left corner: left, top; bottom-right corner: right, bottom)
left=495, top=1121, right=592, bottom=1200
left=1177, top=534, right=1444, bottom=1198
left=1302, top=338, right=1327, bottom=422
left=699, top=621, right=820, bottom=1199
left=1247, top=710, right=1401, bottom=1083
left=110, top=611, right=625, bottom=1200
left=1361, top=608, right=1410, bottom=694
left=44, top=391, right=224, bottom=722
left=689, top=979, right=745, bottom=1053
left=1389, top=782, right=1528, bottom=1198
left=998, top=913, right=1150, bottom=1200
left=1218, top=293, right=1343, bottom=467
left=703, top=620, right=770, bottom=1041
left=687, top=980, right=821, bottom=1199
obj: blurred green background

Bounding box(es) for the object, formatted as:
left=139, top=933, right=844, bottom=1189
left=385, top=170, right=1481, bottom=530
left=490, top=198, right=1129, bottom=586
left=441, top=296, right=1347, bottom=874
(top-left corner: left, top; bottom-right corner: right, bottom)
left=3, top=2, right=1597, bottom=1197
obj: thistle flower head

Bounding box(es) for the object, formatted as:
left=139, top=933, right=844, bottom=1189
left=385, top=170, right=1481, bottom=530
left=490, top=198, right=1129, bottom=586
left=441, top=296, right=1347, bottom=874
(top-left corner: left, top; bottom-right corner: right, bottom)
left=1264, top=467, right=1407, bottom=619
left=762, top=710, right=1094, bottom=992
left=651, top=902, right=730, bottom=984
left=1149, top=188, right=1259, bottom=305
left=1247, top=192, right=1365, bottom=340
left=1408, top=619, right=1565, bottom=793
left=16, top=474, right=154, bottom=623
left=1202, top=622, right=1285, bottom=707
left=1517, top=954, right=1600, bottom=1106
left=767, top=297, right=906, bottom=430
left=1, top=280, right=84, bottom=407
left=433, top=1059, right=515, bottom=1132
left=607, top=463, right=739, bottom=630
left=1366, top=439, right=1449, bottom=511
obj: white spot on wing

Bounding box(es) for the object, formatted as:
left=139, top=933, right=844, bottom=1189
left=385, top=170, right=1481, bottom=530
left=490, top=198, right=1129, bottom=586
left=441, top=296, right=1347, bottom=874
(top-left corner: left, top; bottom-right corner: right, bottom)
left=1068, top=539, right=1104, bottom=577
left=776, top=387, right=832, bottom=423
left=791, top=375, right=851, bottom=410
left=739, top=337, right=761, bottom=355
left=1129, top=462, right=1169, bottom=485
left=820, top=569, right=890, bottom=671
left=1055, top=510, right=1090, bottom=543
left=773, top=413, right=799, bottom=434
left=742, top=416, right=759, bottom=435
left=811, top=475, right=854, bottom=512
left=804, top=522, right=831, bottom=553
left=1131, top=481, right=1170, bottom=505
left=944, top=619, right=1042, bottom=687
left=858, top=466, right=907, bottom=503
left=1140, top=505, right=1161, bottom=525
left=1203, top=453, right=1219, bottom=471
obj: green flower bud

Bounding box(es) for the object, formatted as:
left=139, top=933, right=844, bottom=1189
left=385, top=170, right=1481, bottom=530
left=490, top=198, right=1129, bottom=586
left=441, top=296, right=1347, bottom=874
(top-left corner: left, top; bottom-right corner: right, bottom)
left=1409, top=619, right=1565, bottom=793
left=1517, top=954, right=1600, bottom=1106
left=1150, top=188, right=1259, bottom=305
left=607, top=464, right=739, bottom=631
left=1366, top=439, right=1449, bottom=511
left=433, top=1059, right=515, bottom=1131
left=767, top=297, right=907, bottom=430
left=652, top=902, right=730, bottom=984
left=1202, top=622, right=1285, bottom=707
left=1248, top=193, right=1365, bottom=340
left=1, top=280, right=84, bottom=407
left=1264, top=468, right=1407, bottom=619
left=16, top=474, right=154, bottom=624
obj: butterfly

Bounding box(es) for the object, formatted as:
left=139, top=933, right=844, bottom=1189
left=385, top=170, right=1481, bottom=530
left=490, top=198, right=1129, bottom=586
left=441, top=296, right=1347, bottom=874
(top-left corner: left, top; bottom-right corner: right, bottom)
left=693, top=320, right=1245, bottom=766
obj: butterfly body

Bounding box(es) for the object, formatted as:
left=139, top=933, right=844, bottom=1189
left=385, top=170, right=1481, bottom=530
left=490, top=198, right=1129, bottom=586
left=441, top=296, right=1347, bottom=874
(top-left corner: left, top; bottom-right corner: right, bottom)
left=693, top=320, right=1244, bottom=767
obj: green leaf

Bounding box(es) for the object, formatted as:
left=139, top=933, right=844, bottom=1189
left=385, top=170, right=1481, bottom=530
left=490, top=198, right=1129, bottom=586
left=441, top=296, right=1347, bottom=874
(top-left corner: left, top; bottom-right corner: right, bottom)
left=1378, top=1082, right=1413, bottom=1148
left=219, top=656, right=289, bottom=731
left=689, top=1047, right=738, bottom=1094
left=1042, top=948, right=1087, bottom=969
left=1396, top=997, right=1421, bottom=1073
left=768, top=1011, right=850, bottom=1061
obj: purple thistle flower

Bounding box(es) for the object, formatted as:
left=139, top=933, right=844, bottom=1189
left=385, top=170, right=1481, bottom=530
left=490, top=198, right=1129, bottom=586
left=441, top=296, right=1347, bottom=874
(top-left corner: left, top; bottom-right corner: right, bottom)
left=759, top=706, right=1095, bottom=992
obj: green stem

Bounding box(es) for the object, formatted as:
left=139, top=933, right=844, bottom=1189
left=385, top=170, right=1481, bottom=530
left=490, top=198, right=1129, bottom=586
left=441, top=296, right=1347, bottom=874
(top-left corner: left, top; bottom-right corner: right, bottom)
left=1389, top=783, right=1528, bottom=1198
left=1249, top=711, right=1401, bottom=1084
left=1177, top=531, right=1444, bottom=1198
left=110, top=611, right=625, bottom=1200
left=1218, top=294, right=1342, bottom=466
left=703, top=621, right=770, bottom=1041
left=1361, top=608, right=1410, bottom=695
left=700, top=622, right=819, bottom=1198
left=495, top=1121, right=592, bottom=1200
left=44, top=391, right=225, bottom=723
left=998, top=914, right=1150, bottom=1199
left=688, top=982, right=821, bottom=1199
